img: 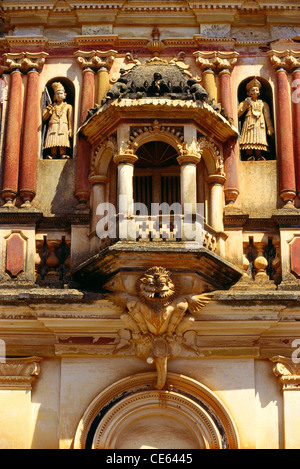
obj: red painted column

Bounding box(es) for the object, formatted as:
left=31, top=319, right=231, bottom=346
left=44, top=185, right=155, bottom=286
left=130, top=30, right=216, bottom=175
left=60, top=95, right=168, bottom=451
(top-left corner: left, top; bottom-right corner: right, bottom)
left=19, top=68, right=40, bottom=206
left=75, top=67, right=95, bottom=207
left=1, top=69, right=23, bottom=205
left=275, top=67, right=296, bottom=205
left=219, top=67, right=240, bottom=205
left=292, top=68, right=300, bottom=198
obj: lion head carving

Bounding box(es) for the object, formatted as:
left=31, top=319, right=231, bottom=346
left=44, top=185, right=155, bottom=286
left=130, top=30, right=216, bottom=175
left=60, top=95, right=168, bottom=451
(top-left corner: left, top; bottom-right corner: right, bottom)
left=138, top=267, right=175, bottom=305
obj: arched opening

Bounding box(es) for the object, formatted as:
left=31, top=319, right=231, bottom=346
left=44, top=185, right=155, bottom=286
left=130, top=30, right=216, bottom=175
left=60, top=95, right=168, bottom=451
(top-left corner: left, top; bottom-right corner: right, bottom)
left=237, top=76, right=276, bottom=161
left=73, top=372, right=240, bottom=450
left=41, top=77, right=75, bottom=160
left=134, top=140, right=180, bottom=210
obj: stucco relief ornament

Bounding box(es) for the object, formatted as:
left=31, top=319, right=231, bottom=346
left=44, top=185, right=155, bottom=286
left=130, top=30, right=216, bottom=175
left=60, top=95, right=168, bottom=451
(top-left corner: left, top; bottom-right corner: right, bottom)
left=105, top=267, right=211, bottom=389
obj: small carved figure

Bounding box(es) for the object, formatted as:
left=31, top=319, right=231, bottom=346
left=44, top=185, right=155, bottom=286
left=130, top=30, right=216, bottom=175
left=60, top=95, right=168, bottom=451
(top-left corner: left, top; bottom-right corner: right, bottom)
left=187, top=78, right=208, bottom=102
left=238, top=77, right=274, bottom=161
left=105, top=69, right=128, bottom=102
left=43, top=82, right=73, bottom=159
left=147, top=72, right=171, bottom=96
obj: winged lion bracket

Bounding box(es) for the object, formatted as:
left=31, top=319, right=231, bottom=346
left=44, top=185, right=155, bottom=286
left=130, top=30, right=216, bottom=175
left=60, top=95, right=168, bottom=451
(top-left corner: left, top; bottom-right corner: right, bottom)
left=104, top=266, right=212, bottom=390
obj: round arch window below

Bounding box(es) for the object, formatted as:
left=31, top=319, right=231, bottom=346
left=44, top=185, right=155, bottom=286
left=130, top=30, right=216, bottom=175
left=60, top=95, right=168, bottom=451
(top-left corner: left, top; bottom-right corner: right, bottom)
left=73, top=372, right=240, bottom=450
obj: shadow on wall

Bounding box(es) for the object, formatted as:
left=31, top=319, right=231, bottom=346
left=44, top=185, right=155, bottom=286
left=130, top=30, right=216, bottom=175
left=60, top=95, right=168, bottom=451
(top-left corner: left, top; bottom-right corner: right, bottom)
left=36, top=159, right=78, bottom=216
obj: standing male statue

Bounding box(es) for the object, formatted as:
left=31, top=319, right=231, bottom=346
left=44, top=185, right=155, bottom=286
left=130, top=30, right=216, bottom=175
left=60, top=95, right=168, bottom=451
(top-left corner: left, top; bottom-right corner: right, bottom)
left=43, top=82, right=73, bottom=159
left=238, top=77, right=274, bottom=161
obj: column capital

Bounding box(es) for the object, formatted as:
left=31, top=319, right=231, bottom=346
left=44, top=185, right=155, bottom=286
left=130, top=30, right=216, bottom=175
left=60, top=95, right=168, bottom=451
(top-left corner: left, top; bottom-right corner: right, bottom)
left=0, top=357, right=42, bottom=390
left=194, top=50, right=239, bottom=74
left=3, top=51, right=48, bottom=73
left=113, top=151, right=138, bottom=165
left=206, top=174, right=226, bottom=186
left=74, top=49, right=117, bottom=72
left=268, top=49, right=300, bottom=73
left=271, top=355, right=300, bottom=390
left=177, top=139, right=202, bottom=165
left=194, top=51, right=218, bottom=72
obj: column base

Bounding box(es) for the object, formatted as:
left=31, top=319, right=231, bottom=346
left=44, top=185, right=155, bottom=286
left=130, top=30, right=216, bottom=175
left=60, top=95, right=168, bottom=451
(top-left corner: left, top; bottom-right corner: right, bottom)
left=1, top=189, right=17, bottom=206
left=224, top=188, right=239, bottom=205
left=19, top=189, right=36, bottom=207
left=280, top=189, right=297, bottom=207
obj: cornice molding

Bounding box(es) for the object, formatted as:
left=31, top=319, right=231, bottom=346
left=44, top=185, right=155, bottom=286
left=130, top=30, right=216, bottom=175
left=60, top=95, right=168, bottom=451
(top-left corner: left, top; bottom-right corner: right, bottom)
left=2, top=1, right=300, bottom=13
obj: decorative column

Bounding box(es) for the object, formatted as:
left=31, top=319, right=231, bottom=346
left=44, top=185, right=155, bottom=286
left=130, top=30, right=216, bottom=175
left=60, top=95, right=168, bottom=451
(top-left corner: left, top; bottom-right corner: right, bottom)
left=194, top=51, right=218, bottom=104
left=0, top=54, right=24, bottom=205
left=95, top=50, right=117, bottom=105
left=89, top=174, right=109, bottom=252
left=291, top=56, right=300, bottom=198
left=74, top=52, right=97, bottom=209
left=269, top=51, right=296, bottom=206
left=19, top=52, right=48, bottom=207
left=178, top=128, right=201, bottom=215
left=74, top=50, right=117, bottom=209
left=271, top=356, right=300, bottom=449
left=113, top=151, right=138, bottom=240
left=206, top=174, right=226, bottom=233
left=216, top=52, right=240, bottom=206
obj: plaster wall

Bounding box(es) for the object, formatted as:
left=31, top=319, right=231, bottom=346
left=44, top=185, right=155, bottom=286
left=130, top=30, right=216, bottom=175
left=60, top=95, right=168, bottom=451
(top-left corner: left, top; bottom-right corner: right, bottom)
left=22, top=356, right=283, bottom=449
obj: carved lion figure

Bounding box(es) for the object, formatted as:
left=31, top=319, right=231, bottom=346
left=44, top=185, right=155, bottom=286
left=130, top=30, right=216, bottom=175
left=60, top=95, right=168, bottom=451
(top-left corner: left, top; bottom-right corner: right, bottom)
left=139, top=267, right=175, bottom=303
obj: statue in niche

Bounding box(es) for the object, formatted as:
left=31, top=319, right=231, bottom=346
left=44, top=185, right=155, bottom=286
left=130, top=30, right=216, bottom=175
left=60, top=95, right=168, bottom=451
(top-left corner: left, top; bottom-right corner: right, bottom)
left=42, top=82, right=73, bottom=159
left=238, top=77, right=274, bottom=161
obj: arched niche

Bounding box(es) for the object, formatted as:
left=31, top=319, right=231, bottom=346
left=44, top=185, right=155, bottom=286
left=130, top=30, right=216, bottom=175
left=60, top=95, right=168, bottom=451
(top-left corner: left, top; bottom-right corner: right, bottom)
left=237, top=76, right=276, bottom=161
left=41, top=77, right=75, bottom=160
left=197, top=137, right=224, bottom=225
left=73, top=372, right=240, bottom=450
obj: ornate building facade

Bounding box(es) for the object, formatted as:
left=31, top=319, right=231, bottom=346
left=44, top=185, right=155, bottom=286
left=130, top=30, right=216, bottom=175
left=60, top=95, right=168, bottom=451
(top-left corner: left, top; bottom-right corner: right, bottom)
left=0, top=0, right=300, bottom=450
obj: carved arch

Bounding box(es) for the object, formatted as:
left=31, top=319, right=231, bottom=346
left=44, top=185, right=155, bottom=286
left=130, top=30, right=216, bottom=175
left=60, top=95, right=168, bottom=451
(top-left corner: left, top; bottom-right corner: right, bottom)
left=198, top=136, right=223, bottom=176
left=90, top=136, right=117, bottom=177
left=126, top=120, right=186, bottom=157
left=73, top=372, right=239, bottom=450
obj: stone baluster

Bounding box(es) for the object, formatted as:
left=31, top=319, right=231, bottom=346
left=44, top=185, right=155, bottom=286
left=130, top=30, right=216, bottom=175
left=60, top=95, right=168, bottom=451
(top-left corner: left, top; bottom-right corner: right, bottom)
left=19, top=52, right=48, bottom=207
left=269, top=50, right=297, bottom=206
left=45, top=238, right=61, bottom=282
left=254, top=242, right=269, bottom=281
left=0, top=54, right=24, bottom=205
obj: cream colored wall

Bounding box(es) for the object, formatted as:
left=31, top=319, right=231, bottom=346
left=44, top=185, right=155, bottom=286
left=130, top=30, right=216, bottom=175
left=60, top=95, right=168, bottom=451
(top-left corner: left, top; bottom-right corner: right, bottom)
left=239, top=160, right=279, bottom=216
left=0, top=390, right=32, bottom=449
left=23, top=356, right=283, bottom=449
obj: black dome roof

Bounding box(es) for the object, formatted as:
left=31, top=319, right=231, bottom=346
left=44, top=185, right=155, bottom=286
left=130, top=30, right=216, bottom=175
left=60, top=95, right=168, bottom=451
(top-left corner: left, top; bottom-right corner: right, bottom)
left=103, top=62, right=209, bottom=103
